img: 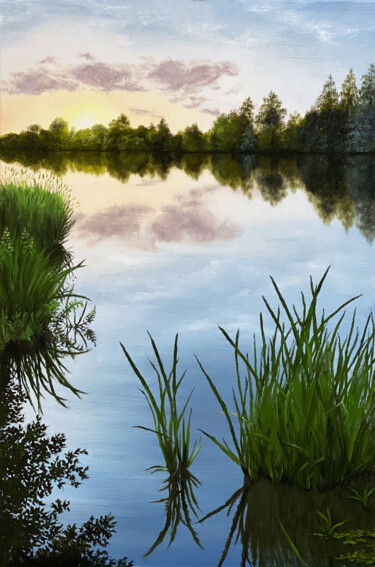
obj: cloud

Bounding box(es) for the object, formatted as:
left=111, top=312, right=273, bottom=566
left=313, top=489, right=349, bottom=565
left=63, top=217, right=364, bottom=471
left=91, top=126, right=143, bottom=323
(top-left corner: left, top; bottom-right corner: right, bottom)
left=40, top=56, right=56, bottom=64
left=151, top=200, right=240, bottom=243
left=79, top=52, right=95, bottom=61
left=4, top=60, right=144, bottom=95
left=147, top=59, right=238, bottom=93
left=71, top=62, right=143, bottom=91
left=201, top=107, right=221, bottom=116
left=129, top=107, right=162, bottom=119
left=4, top=68, right=78, bottom=95
left=3, top=56, right=236, bottom=101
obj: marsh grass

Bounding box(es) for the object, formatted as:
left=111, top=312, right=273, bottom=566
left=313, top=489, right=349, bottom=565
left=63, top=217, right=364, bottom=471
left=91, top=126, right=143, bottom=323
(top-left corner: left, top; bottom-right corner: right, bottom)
left=198, top=268, right=375, bottom=489
left=121, top=333, right=201, bottom=475
left=0, top=172, right=95, bottom=408
left=121, top=335, right=202, bottom=553
left=0, top=168, right=75, bottom=264
left=0, top=230, right=95, bottom=408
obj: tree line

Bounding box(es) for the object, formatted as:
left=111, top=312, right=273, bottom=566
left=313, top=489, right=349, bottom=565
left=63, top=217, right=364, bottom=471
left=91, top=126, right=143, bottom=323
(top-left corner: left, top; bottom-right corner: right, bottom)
left=2, top=65, right=375, bottom=154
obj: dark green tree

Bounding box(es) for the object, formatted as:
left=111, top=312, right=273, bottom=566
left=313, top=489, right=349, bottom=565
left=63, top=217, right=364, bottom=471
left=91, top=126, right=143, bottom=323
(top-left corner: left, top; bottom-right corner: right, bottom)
left=340, top=69, right=359, bottom=113
left=359, top=64, right=375, bottom=107
left=256, top=91, right=287, bottom=150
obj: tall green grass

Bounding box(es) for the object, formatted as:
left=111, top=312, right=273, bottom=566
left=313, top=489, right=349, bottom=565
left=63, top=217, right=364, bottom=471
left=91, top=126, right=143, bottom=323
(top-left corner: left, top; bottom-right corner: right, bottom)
left=121, top=334, right=201, bottom=475
left=0, top=168, right=75, bottom=264
left=0, top=171, right=95, bottom=407
left=198, top=269, right=375, bottom=489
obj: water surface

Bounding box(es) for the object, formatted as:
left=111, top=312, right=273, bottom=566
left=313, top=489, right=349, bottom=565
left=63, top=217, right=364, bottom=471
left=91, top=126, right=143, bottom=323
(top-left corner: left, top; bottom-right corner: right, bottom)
left=2, top=152, right=375, bottom=566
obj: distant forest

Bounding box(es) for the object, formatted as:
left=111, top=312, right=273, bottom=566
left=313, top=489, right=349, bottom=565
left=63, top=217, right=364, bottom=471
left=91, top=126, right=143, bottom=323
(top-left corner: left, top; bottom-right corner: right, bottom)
left=2, top=65, right=375, bottom=154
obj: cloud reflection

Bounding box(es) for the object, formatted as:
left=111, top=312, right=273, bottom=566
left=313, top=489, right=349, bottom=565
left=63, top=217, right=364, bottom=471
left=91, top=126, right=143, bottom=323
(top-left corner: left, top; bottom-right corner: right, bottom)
left=75, top=186, right=242, bottom=249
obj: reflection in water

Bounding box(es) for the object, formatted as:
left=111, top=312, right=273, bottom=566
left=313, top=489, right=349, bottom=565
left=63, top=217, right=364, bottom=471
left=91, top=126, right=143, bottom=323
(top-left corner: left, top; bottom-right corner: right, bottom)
left=1, top=150, right=375, bottom=242
left=199, top=476, right=375, bottom=567
left=146, top=470, right=202, bottom=557
left=0, top=379, right=133, bottom=567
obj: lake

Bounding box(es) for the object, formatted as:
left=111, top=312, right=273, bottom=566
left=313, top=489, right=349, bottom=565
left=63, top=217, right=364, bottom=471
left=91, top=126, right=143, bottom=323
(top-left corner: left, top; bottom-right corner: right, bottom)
left=2, top=152, right=375, bottom=566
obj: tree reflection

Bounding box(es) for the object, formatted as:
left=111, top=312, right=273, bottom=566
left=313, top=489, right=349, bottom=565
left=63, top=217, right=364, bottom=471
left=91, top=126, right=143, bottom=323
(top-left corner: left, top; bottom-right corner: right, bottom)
left=0, top=379, right=133, bottom=567
left=2, top=150, right=375, bottom=242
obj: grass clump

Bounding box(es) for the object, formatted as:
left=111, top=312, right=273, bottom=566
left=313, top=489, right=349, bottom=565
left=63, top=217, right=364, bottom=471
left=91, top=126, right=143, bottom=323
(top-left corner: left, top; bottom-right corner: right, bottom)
left=121, top=333, right=201, bottom=475
left=198, top=268, right=375, bottom=489
left=0, top=168, right=75, bottom=263
left=122, top=334, right=202, bottom=555
left=0, top=172, right=95, bottom=407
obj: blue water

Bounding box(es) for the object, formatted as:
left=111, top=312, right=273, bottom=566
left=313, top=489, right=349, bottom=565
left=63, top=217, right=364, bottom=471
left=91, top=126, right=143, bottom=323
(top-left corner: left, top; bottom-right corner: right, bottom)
left=6, top=157, right=374, bottom=566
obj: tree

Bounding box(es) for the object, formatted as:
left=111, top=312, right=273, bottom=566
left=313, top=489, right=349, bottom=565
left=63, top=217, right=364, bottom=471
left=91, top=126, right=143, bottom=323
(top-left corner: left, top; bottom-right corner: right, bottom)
left=108, top=114, right=130, bottom=131
left=239, top=97, right=255, bottom=128
left=48, top=118, right=71, bottom=150
left=359, top=64, right=375, bottom=107
left=340, top=69, right=359, bottom=113
left=256, top=91, right=287, bottom=130
left=256, top=91, right=286, bottom=151
left=181, top=123, right=207, bottom=152
left=315, top=75, right=339, bottom=113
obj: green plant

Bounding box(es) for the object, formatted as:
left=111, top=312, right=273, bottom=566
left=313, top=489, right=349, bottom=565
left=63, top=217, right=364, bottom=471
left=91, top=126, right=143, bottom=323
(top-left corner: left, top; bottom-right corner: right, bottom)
left=121, top=335, right=202, bottom=556
left=315, top=508, right=348, bottom=537
left=348, top=484, right=375, bottom=509
left=0, top=169, right=75, bottom=264
left=198, top=268, right=375, bottom=489
left=0, top=229, right=95, bottom=408
left=331, top=529, right=375, bottom=564
left=121, top=333, right=201, bottom=475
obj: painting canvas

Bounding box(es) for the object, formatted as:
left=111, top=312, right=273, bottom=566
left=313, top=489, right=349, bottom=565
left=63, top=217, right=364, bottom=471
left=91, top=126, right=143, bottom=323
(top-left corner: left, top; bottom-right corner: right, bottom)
left=1, top=1, right=375, bottom=565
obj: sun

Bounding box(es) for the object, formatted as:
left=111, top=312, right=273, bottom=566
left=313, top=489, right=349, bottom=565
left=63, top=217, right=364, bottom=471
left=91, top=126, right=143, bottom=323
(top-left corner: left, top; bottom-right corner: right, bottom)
left=72, top=111, right=99, bottom=130
left=62, top=98, right=116, bottom=130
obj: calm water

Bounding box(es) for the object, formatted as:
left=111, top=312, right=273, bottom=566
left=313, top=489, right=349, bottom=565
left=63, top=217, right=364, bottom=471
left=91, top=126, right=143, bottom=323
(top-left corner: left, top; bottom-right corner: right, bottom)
left=2, top=152, right=375, bottom=566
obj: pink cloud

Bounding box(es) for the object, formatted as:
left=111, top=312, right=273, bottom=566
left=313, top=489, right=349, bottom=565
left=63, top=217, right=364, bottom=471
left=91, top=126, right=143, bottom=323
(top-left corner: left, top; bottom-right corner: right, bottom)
left=5, top=68, right=78, bottom=95
left=71, top=62, right=142, bottom=92
left=79, top=52, right=95, bottom=61
left=40, top=56, right=56, bottom=64
left=148, top=59, right=238, bottom=93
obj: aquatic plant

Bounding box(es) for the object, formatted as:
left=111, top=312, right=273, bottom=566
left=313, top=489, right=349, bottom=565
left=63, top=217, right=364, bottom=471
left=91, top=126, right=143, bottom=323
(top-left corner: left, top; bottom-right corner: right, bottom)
left=122, top=334, right=202, bottom=555
left=315, top=508, right=348, bottom=537
left=121, top=333, right=201, bottom=474
left=198, top=268, right=375, bottom=489
left=348, top=484, right=375, bottom=509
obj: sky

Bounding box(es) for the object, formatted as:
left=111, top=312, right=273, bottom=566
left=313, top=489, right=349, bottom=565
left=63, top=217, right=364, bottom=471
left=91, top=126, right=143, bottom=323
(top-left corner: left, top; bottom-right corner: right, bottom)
left=1, top=0, right=375, bottom=134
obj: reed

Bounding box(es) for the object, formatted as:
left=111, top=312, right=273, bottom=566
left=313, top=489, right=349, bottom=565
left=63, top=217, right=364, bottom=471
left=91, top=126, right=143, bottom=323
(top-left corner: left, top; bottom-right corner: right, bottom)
left=121, top=333, right=201, bottom=475
left=0, top=229, right=95, bottom=407
left=0, top=168, right=75, bottom=264
left=0, top=172, right=95, bottom=408
left=198, top=269, right=375, bottom=489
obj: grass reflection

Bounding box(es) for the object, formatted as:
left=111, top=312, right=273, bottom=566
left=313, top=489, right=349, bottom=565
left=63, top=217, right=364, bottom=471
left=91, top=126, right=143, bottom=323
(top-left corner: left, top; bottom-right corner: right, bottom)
left=0, top=171, right=95, bottom=408
left=122, top=334, right=202, bottom=554
left=144, top=469, right=202, bottom=557
left=200, top=476, right=375, bottom=567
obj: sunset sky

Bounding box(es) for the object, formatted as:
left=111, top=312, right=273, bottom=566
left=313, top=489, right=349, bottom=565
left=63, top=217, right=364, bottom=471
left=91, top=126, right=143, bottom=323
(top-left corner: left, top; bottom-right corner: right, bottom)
left=1, top=0, right=375, bottom=134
